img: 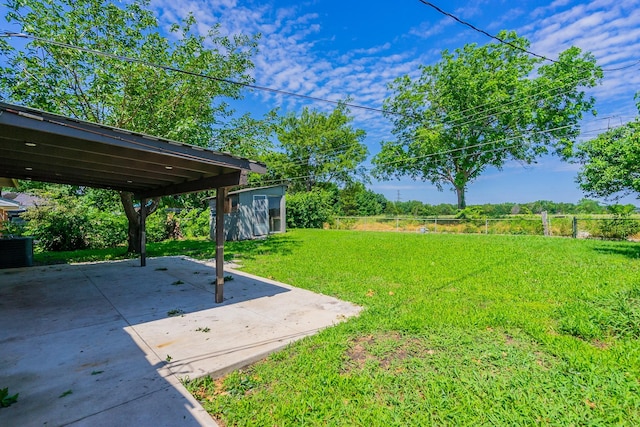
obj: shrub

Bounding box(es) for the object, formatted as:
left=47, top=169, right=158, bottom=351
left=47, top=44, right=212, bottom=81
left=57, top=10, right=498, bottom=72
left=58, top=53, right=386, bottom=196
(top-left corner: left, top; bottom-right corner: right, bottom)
left=23, top=197, right=88, bottom=251
left=592, top=205, right=640, bottom=240
left=177, top=209, right=210, bottom=238
left=146, top=210, right=171, bottom=243
left=85, top=210, right=127, bottom=248
left=0, top=218, right=26, bottom=237
left=286, top=190, right=335, bottom=228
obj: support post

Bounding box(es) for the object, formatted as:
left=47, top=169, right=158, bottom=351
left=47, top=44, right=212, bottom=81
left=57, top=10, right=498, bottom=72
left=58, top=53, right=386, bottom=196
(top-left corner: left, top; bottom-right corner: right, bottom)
left=542, top=211, right=550, bottom=237
left=140, top=198, right=147, bottom=267
left=215, top=187, right=228, bottom=303
left=572, top=216, right=578, bottom=238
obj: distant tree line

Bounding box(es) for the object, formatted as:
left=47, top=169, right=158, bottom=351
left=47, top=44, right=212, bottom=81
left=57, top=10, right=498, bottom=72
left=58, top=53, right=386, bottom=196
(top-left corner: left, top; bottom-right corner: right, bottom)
left=386, top=198, right=630, bottom=217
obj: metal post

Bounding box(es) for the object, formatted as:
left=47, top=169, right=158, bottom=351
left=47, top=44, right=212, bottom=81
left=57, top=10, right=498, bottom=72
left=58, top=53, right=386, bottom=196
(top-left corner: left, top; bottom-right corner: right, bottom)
left=434, top=218, right=437, bottom=233
left=485, top=219, right=488, bottom=234
left=140, top=198, right=147, bottom=267
left=215, top=187, right=227, bottom=303
left=572, top=216, right=578, bottom=238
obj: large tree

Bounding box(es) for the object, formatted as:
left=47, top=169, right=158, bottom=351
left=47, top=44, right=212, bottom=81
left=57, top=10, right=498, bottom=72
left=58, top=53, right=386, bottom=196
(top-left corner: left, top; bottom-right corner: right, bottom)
left=372, top=31, right=602, bottom=209
left=274, top=103, right=368, bottom=192
left=0, top=0, right=260, bottom=252
left=576, top=97, right=640, bottom=201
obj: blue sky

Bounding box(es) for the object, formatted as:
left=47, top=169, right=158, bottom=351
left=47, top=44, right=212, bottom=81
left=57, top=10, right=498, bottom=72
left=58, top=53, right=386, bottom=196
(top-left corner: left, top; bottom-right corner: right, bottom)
left=4, top=0, right=640, bottom=206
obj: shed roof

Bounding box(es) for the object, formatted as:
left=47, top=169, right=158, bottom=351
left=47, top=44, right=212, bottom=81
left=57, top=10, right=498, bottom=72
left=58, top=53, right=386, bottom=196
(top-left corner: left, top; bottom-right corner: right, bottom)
left=0, top=102, right=266, bottom=198
left=205, top=184, right=287, bottom=200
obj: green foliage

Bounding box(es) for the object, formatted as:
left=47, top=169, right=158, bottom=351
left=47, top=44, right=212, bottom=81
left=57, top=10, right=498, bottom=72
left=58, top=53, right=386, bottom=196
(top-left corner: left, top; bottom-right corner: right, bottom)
left=1, top=387, right=19, bottom=407
left=455, top=206, right=485, bottom=220
left=275, top=103, right=368, bottom=192
left=1, top=0, right=262, bottom=252
left=83, top=210, right=127, bottom=248
left=167, top=309, right=185, bottom=317
left=577, top=120, right=640, bottom=200
left=286, top=190, right=335, bottom=228
left=373, top=31, right=602, bottom=208
left=576, top=198, right=606, bottom=214
left=20, top=187, right=127, bottom=250
left=337, top=183, right=387, bottom=216
left=211, top=110, right=278, bottom=160
left=23, top=196, right=89, bottom=251
left=176, top=209, right=210, bottom=239
left=145, top=210, right=170, bottom=243
left=0, top=218, right=26, bottom=237
left=1, top=0, right=258, bottom=144
left=598, top=204, right=640, bottom=240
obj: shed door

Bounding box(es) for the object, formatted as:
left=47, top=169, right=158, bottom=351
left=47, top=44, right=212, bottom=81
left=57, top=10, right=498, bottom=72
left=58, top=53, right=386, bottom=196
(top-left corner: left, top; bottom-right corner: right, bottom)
left=253, top=195, right=269, bottom=236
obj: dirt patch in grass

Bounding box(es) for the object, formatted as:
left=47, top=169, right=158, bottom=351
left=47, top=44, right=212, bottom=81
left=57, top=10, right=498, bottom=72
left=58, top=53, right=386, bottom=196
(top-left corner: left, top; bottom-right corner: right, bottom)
left=342, top=332, right=435, bottom=373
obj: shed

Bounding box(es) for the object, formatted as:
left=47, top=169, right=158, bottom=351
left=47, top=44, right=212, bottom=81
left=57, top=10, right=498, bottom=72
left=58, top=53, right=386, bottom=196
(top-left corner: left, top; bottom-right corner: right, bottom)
left=209, top=185, right=286, bottom=241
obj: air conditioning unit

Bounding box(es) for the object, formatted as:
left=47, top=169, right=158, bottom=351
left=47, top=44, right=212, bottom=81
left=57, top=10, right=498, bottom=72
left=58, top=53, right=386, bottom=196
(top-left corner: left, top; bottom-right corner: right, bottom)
left=0, top=237, right=34, bottom=268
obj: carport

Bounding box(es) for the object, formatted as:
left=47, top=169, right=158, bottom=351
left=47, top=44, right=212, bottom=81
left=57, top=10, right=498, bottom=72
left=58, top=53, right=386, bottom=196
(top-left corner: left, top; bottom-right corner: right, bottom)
left=0, top=102, right=364, bottom=426
left=0, top=101, right=266, bottom=302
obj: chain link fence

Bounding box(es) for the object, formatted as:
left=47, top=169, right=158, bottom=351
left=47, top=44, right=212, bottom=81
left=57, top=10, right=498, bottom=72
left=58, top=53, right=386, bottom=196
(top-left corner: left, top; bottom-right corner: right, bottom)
left=332, top=215, right=640, bottom=241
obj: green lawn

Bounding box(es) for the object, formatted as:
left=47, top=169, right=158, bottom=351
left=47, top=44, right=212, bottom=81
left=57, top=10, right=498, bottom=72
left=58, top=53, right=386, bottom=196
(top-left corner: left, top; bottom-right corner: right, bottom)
left=34, top=230, right=640, bottom=424
left=184, top=229, right=640, bottom=426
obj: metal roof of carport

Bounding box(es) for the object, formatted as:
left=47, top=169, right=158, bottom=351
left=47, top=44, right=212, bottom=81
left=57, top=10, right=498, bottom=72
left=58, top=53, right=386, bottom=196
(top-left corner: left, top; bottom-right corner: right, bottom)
left=0, top=102, right=266, bottom=198
left=0, top=101, right=266, bottom=303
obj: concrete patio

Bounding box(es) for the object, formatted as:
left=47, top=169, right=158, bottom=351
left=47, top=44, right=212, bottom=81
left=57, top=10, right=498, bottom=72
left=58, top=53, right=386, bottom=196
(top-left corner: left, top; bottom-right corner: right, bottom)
left=0, top=256, right=361, bottom=426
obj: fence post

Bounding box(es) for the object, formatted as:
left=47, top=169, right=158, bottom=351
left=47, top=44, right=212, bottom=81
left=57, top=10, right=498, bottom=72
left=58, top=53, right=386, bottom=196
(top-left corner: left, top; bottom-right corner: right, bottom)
left=485, top=219, right=488, bottom=234
left=434, top=218, right=438, bottom=233
left=572, top=216, right=577, bottom=238
left=542, top=211, right=550, bottom=236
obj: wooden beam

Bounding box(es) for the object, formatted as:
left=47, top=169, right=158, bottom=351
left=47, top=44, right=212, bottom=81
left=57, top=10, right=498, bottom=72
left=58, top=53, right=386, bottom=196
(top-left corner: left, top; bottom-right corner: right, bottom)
left=140, top=198, right=147, bottom=267
left=215, top=187, right=228, bottom=303
left=136, top=170, right=247, bottom=199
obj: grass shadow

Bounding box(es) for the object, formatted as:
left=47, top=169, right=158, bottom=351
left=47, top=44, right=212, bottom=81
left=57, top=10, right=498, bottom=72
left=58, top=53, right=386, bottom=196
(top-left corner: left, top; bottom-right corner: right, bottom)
left=592, top=243, right=640, bottom=260
left=226, top=234, right=300, bottom=261
left=33, top=234, right=301, bottom=266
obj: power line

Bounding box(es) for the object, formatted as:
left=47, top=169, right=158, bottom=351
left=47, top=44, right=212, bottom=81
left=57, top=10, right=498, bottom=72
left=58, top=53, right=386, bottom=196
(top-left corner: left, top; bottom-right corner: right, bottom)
left=416, top=1, right=640, bottom=73
left=0, top=31, right=391, bottom=116
left=252, top=123, right=623, bottom=188
left=417, top=1, right=556, bottom=64
left=0, top=29, right=613, bottom=142
left=0, top=29, right=625, bottom=177
left=0, top=28, right=620, bottom=130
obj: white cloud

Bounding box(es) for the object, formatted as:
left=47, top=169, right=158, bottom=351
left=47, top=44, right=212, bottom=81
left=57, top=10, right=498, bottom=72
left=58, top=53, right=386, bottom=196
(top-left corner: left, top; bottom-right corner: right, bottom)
left=147, top=0, right=639, bottom=162
left=409, top=18, right=455, bottom=39
left=522, top=0, right=640, bottom=119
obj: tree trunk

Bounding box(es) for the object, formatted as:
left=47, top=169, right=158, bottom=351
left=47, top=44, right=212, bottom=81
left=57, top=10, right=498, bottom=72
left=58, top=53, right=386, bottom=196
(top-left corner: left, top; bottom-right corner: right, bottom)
left=119, top=192, right=160, bottom=253
left=455, top=186, right=466, bottom=210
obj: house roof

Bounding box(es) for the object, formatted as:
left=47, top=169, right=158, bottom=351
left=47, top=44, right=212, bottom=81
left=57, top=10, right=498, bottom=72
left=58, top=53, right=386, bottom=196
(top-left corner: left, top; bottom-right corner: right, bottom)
left=0, top=102, right=267, bottom=199
left=0, top=197, right=21, bottom=210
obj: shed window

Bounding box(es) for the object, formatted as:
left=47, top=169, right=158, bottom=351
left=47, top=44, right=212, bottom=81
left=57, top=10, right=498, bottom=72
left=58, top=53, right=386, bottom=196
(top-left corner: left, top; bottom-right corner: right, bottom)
left=229, top=194, right=239, bottom=212
left=268, top=196, right=282, bottom=232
